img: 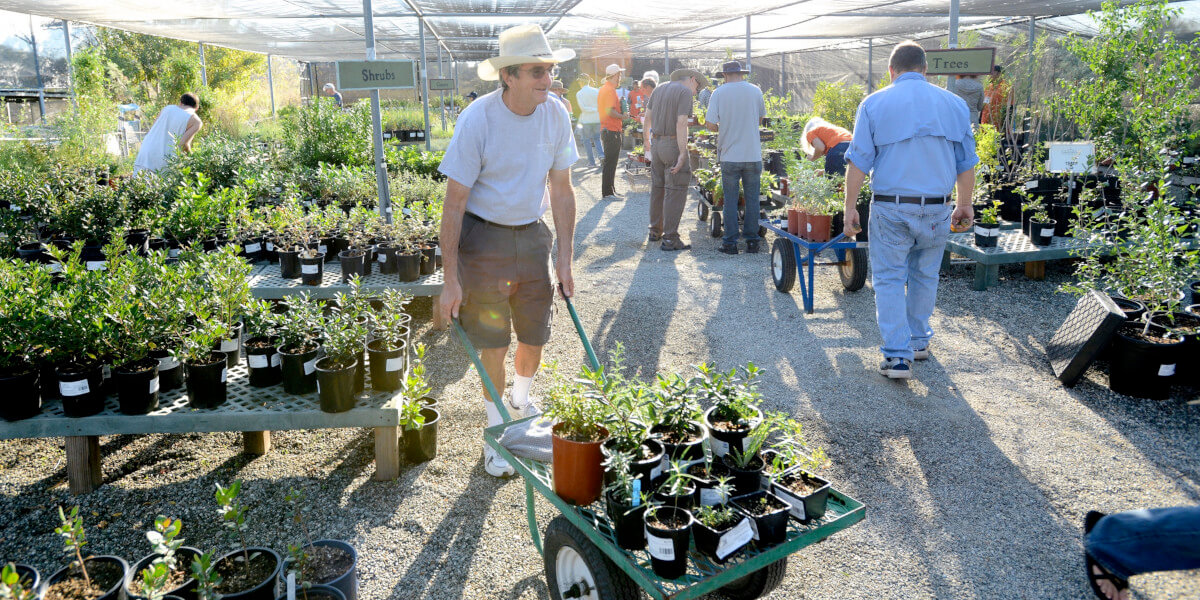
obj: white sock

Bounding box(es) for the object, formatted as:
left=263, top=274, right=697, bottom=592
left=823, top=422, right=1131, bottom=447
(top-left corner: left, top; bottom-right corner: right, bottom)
left=511, top=374, right=534, bottom=407
left=485, top=400, right=504, bottom=427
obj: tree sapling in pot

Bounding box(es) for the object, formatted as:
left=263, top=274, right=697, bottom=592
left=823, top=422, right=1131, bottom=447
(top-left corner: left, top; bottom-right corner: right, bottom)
left=212, top=480, right=281, bottom=600
left=974, top=200, right=1002, bottom=248
left=544, top=363, right=611, bottom=505
left=176, top=319, right=230, bottom=409
left=400, top=344, right=440, bottom=463
left=366, top=290, right=410, bottom=392
left=42, top=506, right=129, bottom=600
left=276, top=293, right=325, bottom=395
left=124, top=516, right=199, bottom=600
left=696, top=362, right=764, bottom=458
left=647, top=374, right=708, bottom=461
left=314, top=313, right=366, bottom=413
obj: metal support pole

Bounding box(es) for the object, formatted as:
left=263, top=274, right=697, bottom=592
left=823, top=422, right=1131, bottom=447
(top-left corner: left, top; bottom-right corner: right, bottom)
left=947, top=0, right=960, bottom=94
left=664, top=38, right=669, bottom=77
left=1027, top=16, right=1036, bottom=110
left=363, top=0, right=392, bottom=222
left=63, top=20, right=77, bottom=109
left=418, top=19, right=432, bottom=151
left=779, top=53, right=785, bottom=96
left=199, top=42, right=207, bottom=86
left=745, top=16, right=752, bottom=74
left=437, top=43, right=446, bottom=131
left=28, top=16, right=45, bottom=122
left=266, top=54, right=276, bottom=116
left=453, top=60, right=460, bottom=98
left=867, top=38, right=873, bottom=93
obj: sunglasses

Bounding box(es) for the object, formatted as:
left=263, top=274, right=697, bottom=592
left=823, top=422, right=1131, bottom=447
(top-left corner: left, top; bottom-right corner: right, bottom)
left=519, top=66, right=559, bottom=80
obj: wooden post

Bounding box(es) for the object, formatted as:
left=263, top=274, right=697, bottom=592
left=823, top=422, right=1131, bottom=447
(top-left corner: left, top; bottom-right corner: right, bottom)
left=243, top=431, right=271, bottom=455
left=374, top=426, right=400, bottom=480
left=66, top=435, right=101, bottom=495
left=1025, top=260, right=1046, bottom=280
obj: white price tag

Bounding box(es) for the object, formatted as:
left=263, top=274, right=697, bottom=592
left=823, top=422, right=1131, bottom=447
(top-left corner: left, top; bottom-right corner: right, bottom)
left=434, top=247, right=442, bottom=257
left=649, top=459, right=664, bottom=481
left=974, top=226, right=998, bottom=237
left=270, top=353, right=281, bottom=367
left=248, top=354, right=269, bottom=368
left=86, top=261, right=107, bottom=271
left=645, top=531, right=675, bottom=561
left=303, top=358, right=318, bottom=375
left=1040, top=228, right=1056, bottom=237
left=1183, top=156, right=1197, bottom=164
left=158, top=356, right=179, bottom=371
left=377, top=253, right=387, bottom=263
left=777, top=488, right=807, bottom=520
left=1025, top=180, right=1038, bottom=190
left=220, top=368, right=228, bottom=383
left=301, top=264, right=319, bottom=275
left=59, top=379, right=91, bottom=397
left=148, top=377, right=160, bottom=394
left=700, top=487, right=724, bottom=506
left=1158, top=364, right=1176, bottom=377
left=45, top=263, right=63, bottom=273
left=9, top=204, right=20, bottom=211
left=220, top=339, right=239, bottom=352
left=806, top=222, right=812, bottom=232
left=386, top=357, right=404, bottom=372
left=266, top=242, right=275, bottom=251
left=748, top=515, right=760, bottom=540
left=710, top=437, right=730, bottom=457
left=102, top=365, right=111, bottom=380
left=318, top=245, right=327, bottom=254
left=244, top=243, right=262, bottom=253
left=715, top=518, right=754, bottom=560
left=168, top=249, right=181, bottom=258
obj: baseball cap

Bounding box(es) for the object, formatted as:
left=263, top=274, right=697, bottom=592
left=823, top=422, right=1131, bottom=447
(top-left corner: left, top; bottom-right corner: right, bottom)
left=605, top=63, right=625, bottom=76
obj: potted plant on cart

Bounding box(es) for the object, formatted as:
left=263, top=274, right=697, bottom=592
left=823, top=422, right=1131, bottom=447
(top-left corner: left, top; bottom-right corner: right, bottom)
left=642, top=494, right=694, bottom=580
left=543, top=363, right=611, bottom=506
left=42, top=505, right=129, bottom=600
left=652, top=460, right=698, bottom=511
left=400, top=344, right=440, bottom=463
left=601, top=450, right=651, bottom=551
left=730, top=488, right=792, bottom=548
left=123, top=516, right=200, bottom=600
left=646, top=373, right=707, bottom=461
left=692, top=478, right=755, bottom=564
left=722, top=412, right=783, bottom=496
left=212, top=480, right=281, bottom=600
left=280, top=488, right=357, bottom=600
left=973, top=200, right=1002, bottom=248
left=697, top=362, right=764, bottom=458
left=766, top=418, right=832, bottom=524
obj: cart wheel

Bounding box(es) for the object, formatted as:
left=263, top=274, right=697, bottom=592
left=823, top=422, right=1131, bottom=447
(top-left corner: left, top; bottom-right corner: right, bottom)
left=839, top=247, right=869, bottom=291
left=544, top=516, right=640, bottom=600
left=698, top=200, right=709, bottom=222
left=711, top=211, right=724, bottom=238
left=717, top=558, right=788, bottom=600
left=771, top=238, right=796, bottom=292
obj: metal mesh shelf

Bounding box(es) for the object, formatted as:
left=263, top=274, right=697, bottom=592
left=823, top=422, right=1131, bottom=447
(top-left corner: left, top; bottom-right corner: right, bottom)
left=248, top=260, right=443, bottom=299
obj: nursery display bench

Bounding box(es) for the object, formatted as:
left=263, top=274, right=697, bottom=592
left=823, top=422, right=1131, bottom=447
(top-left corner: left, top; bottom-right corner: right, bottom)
left=248, top=261, right=446, bottom=326
left=0, top=365, right=406, bottom=495
left=942, top=231, right=1092, bottom=291
left=764, top=222, right=869, bottom=314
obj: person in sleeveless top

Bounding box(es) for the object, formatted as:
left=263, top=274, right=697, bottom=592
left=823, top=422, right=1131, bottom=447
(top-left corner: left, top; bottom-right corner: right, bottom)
left=134, top=93, right=203, bottom=175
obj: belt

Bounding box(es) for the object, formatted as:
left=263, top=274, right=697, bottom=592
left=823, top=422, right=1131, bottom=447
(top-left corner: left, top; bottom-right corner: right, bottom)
left=652, top=134, right=677, bottom=139
left=465, top=211, right=538, bottom=231
left=873, top=194, right=950, bottom=205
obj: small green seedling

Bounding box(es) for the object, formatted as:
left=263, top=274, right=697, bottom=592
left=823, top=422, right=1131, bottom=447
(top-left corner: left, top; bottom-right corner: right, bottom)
left=215, top=480, right=253, bottom=577
left=189, top=550, right=222, bottom=600
left=0, top=563, right=37, bottom=600
left=55, top=505, right=91, bottom=589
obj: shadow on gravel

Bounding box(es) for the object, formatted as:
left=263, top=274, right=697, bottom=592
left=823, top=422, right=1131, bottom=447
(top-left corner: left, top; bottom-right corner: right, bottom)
left=591, top=247, right=679, bottom=380
left=501, top=574, right=550, bottom=600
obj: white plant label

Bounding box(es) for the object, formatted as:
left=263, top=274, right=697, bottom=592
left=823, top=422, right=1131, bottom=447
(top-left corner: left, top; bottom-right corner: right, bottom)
left=158, top=356, right=179, bottom=371
left=9, top=204, right=20, bottom=211
left=1184, top=156, right=1197, bottom=164
left=386, top=357, right=404, bottom=372
left=710, top=437, right=730, bottom=457
left=1025, top=180, right=1038, bottom=190
left=1158, top=364, right=1176, bottom=377
left=700, top=487, right=725, bottom=506
left=434, top=247, right=442, bottom=257
left=645, top=531, right=675, bottom=561
left=715, top=518, right=754, bottom=560
left=377, top=253, right=387, bottom=263
left=244, top=243, right=262, bottom=253
left=748, top=515, right=760, bottom=540
left=248, top=354, right=269, bottom=368
left=806, top=222, right=813, bottom=232
left=1040, top=228, right=1056, bottom=237
left=777, top=488, right=807, bottom=520
left=220, top=368, right=228, bottom=383
left=318, top=245, right=328, bottom=254
left=649, top=459, right=665, bottom=482
left=270, top=353, right=282, bottom=367
left=148, top=377, right=160, bottom=394
left=266, top=242, right=275, bottom=251
left=220, top=339, right=239, bottom=352
left=974, top=226, right=997, bottom=237
left=303, top=358, right=318, bottom=375
left=59, top=379, right=91, bottom=397
left=301, top=264, right=319, bottom=275
left=102, top=365, right=111, bottom=380
left=45, top=263, right=63, bottom=273
left=86, top=261, right=107, bottom=271
left=168, top=249, right=181, bottom=258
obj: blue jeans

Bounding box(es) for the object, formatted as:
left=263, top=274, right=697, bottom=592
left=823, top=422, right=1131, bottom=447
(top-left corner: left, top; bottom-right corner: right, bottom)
left=579, top=123, right=604, bottom=165
left=1086, top=507, right=1200, bottom=579
left=824, top=141, right=850, bottom=176
left=720, top=161, right=762, bottom=245
left=868, top=200, right=953, bottom=360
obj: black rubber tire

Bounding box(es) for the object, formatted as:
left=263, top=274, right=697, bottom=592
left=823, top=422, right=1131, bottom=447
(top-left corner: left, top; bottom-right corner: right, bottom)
left=839, top=247, right=869, bottom=291
left=771, top=238, right=796, bottom=292
left=544, top=516, right=641, bottom=600
left=717, top=558, right=788, bottom=599
left=698, top=199, right=709, bottom=222
left=711, top=211, right=724, bottom=238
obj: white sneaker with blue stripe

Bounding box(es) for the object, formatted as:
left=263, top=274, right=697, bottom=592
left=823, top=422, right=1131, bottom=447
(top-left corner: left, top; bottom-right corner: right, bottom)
left=879, top=357, right=913, bottom=379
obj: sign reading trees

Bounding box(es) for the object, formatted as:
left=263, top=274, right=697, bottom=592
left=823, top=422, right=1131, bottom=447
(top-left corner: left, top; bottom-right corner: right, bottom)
left=336, top=60, right=417, bottom=90
left=923, top=48, right=995, bottom=76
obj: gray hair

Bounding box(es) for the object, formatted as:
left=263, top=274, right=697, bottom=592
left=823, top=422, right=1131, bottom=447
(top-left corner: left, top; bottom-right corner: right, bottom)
left=499, top=65, right=521, bottom=91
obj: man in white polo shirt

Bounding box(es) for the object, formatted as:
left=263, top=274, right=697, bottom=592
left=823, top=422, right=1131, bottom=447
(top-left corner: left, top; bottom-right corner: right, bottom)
left=438, top=24, right=579, bottom=478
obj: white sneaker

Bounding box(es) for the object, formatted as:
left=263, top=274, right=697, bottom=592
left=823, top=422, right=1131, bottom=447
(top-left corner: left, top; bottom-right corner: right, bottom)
left=506, top=395, right=543, bottom=420
left=483, top=444, right=515, bottom=478
left=912, top=347, right=930, bottom=360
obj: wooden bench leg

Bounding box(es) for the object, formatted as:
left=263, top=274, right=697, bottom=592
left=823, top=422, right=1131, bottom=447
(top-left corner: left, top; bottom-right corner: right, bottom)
left=66, top=435, right=101, bottom=495
left=373, top=426, right=400, bottom=481
left=1025, top=260, right=1046, bottom=280
left=432, top=293, right=447, bottom=329
left=243, top=431, right=271, bottom=455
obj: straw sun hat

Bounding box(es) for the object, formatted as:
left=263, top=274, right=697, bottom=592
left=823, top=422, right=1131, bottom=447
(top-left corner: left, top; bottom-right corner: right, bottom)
left=478, top=24, right=576, bottom=81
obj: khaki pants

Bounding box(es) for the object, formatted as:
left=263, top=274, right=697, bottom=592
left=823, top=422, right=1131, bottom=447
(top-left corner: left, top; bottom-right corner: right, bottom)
left=649, top=141, right=691, bottom=243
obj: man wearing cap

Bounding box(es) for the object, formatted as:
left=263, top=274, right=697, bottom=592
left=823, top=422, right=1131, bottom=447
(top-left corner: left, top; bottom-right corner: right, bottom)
left=550, top=79, right=572, bottom=112
left=705, top=60, right=766, bottom=255
left=642, top=69, right=709, bottom=251
left=438, top=24, right=580, bottom=477
left=322, top=83, right=343, bottom=107
left=599, top=63, right=630, bottom=200
left=842, top=41, right=977, bottom=380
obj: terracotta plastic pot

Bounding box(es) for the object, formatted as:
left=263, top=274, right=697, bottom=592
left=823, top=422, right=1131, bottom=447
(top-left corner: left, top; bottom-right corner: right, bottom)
left=806, top=214, right=832, bottom=242
left=550, top=423, right=609, bottom=506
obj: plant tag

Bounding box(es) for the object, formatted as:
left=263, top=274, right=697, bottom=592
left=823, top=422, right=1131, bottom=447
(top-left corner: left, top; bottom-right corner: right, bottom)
left=158, top=356, right=179, bottom=371
left=710, top=437, right=730, bottom=457
left=148, top=377, right=160, bottom=394
left=1068, top=180, right=1077, bottom=190
left=748, top=515, right=760, bottom=539
left=244, top=242, right=262, bottom=253
left=716, top=518, right=754, bottom=559
left=102, top=365, right=111, bottom=380
left=631, top=479, right=642, bottom=507
left=806, top=222, right=812, bottom=232
left=1158, top=364, right=1176, bottom=377
left=59, top=379, right=90, bottom=397
left=435, top=247, right=442, bottom=257
left=1025, top=180, right=1038, bottom=190
left=287, top=571, right=296, bottom=600
left=645, top=531, right=675, bottom=561
left=741, top=436, right=753, bottom=453
left=700, top=487, right=723, bottom=506
left=220, top=339, right=239, bottom=352
left=386, top=357, right=404, bottom=372
left=270, top=353, right=281, bottom=367
left=775, top=487, right=807, bottom=520
left=316, top=381, right=320, bottom=394
left=169, top=248, right=181, bottom=258
left=86, top=260, right=107, bottom=271
left=649, top=459, right=665, bottom=481
left=220, top=368, right=228, bottom=383
left=378, top=253, right=387, bottom=263
left=1040, top=227, right=1055, bottom=237
left=9, top=204, right=20, bottom=211
left=318, top=244, right=328, bottom=254
left=45, top=262, right=63, bottom=273
left=1184, top=156, right=1197, bottom=164
left=267, top=242, right=275, bottom=251
left=974, top=226, right=997, bottom=237
left=301, top=264, right=319, bottom=275
left=249, top=354, right=269, bottom=368
left=303, top=357, right=318, bottom=375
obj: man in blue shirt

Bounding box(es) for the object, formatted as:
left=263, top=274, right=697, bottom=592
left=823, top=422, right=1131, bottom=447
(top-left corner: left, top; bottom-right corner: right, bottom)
left=842, top=41, right=978, bottom=380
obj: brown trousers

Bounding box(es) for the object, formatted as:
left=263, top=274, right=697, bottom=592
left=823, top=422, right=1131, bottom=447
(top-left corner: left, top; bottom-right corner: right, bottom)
left=648, top=141, right=692, bottom=243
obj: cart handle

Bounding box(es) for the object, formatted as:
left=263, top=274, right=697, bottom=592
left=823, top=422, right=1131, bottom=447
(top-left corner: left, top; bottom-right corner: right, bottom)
left=558, top=283, right=602, bottom=373
left=451, top=318, right=512, bottom=423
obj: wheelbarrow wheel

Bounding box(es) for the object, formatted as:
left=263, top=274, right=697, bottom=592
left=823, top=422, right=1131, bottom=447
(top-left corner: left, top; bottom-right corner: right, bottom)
left=717, top=558, right=788, bottom=599
left=544, top=515, right=640, bottom=600
left=839, top=247, right=868, bottom=291
left=711, top=211, right=724, bottom=238
left=698, top=199, right=709, bottom=222
left=771, top=238, right=796, bottom=292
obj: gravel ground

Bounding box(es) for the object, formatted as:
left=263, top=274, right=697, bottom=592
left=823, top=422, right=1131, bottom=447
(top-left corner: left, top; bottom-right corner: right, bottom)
left=2, top=161, right=1198, bottom=600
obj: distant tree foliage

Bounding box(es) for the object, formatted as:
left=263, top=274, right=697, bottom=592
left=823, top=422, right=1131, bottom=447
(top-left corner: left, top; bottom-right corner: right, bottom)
left=811, top=81, right=864, bottom=130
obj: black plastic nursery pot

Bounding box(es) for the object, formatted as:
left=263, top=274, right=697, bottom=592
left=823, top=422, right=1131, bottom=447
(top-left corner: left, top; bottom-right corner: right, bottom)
left=244, top=336, right=282, bottom=388
left=603, top=490, right=648, bottom=551
left=185, top=352, right=228, bottom=409
left=125, top=228, right=150, bottom=254
left=17, top=241, right=48, bottom=262
left=1190, top=281, right=1200, bottom=305
left=973, top=221, right=999, bottom=248
left=215, top=322, right=243, bottom=368
left=278, top=248, right=301, bottom=279
left=366, top=338, right=406, bottom=392
left=274, top=584, right=344, bottom=600
left=55, top=360, right=107, bottom=417
left=316, top=357, right=358, bottom=413
left=731, top=489, right=792, bottom=547
left=115, top=357, right=160, bottom=415
left=1146, top=311, right=1200, bottom=387
left=212, top=547, right=282, bottom=600
left=376, top=244, right=398, bottom=274
left=395, top=252, right=421, bottom=282
left=123, top=546, right=201, bottom=600
left=41, top=555, right=129, bottom=600
left=721, top=454, right=766, bottom=497
left=643, top=506, right=693, bottom=580
left=703, top=405, right=762, bottom=458
left=1108, top=322, right=1184, bottom=400
left=279, top=343, right=320, bottom=395
left=769, top=469, right=831, bottom=523
left=1030, top=219, right=1057, bottom=246
left=278, top=540, right=358, bottom=600
left=300, top=252, right=326, bottom=286
left=339, top=250, right=366, bottom=284
left=240, top=237, right=265, bottom=262
left=0, top=367, right=41, bottom=421
left=650, top=423, right=709, bottom=461
left=150, top=348, right=185, bottom=392
left=693, top=510, right=755, bottom=563
left=361, top=246, right=374, bottom=276
left=402, top=407, right=441, bottom=463
left=13, top=564, right=39, bottom=593
left=353, top=347, right=366, bottom=395
left=600, top=437, right=665, bottom=488
left=1051, top=204, right=1074, bottom=237
left=419, top=246, right=436, bottom=275
left=652, top=483, right=697, bottom=512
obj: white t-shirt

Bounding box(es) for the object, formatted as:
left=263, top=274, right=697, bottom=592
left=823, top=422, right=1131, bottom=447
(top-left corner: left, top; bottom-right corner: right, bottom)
left=134, top=105, right=195, bottom=173
left=706, top=81, right=765, bottom=163
left=438, top=89, right=580, bottom=226
left=576, top=85, right=600, bottom=125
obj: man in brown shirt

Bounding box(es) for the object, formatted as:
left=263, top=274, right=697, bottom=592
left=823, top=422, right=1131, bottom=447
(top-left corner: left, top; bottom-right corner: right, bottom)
left=643, top=69, right=708, bottom=250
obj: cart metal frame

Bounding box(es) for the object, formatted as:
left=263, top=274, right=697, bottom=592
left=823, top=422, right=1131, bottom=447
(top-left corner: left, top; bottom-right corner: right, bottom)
left=762, top=222, right=869, bottom=314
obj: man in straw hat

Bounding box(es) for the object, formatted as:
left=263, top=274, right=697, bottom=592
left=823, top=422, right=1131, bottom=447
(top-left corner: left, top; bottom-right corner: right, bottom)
left=705, top=60, right=765, bottom=255
left=437, top=24, right=580, bottom=477
left=642, top=68, right=709, bottom=251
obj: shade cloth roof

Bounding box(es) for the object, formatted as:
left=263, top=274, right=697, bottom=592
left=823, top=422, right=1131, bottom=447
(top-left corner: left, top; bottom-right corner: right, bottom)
left=2, top=0, right=1198, bottom=62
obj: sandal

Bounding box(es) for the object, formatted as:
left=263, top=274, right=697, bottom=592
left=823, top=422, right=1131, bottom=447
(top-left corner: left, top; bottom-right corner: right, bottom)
left=1083, top=511, right=1128, bottom=600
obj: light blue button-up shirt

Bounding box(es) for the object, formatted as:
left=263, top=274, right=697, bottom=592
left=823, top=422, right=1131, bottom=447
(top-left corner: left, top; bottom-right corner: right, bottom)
left=845, top=72, right=979, bottom=197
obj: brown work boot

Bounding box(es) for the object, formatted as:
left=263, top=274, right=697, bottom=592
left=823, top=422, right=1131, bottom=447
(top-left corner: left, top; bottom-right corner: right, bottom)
left=660, top=239, right=692, bottom=251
